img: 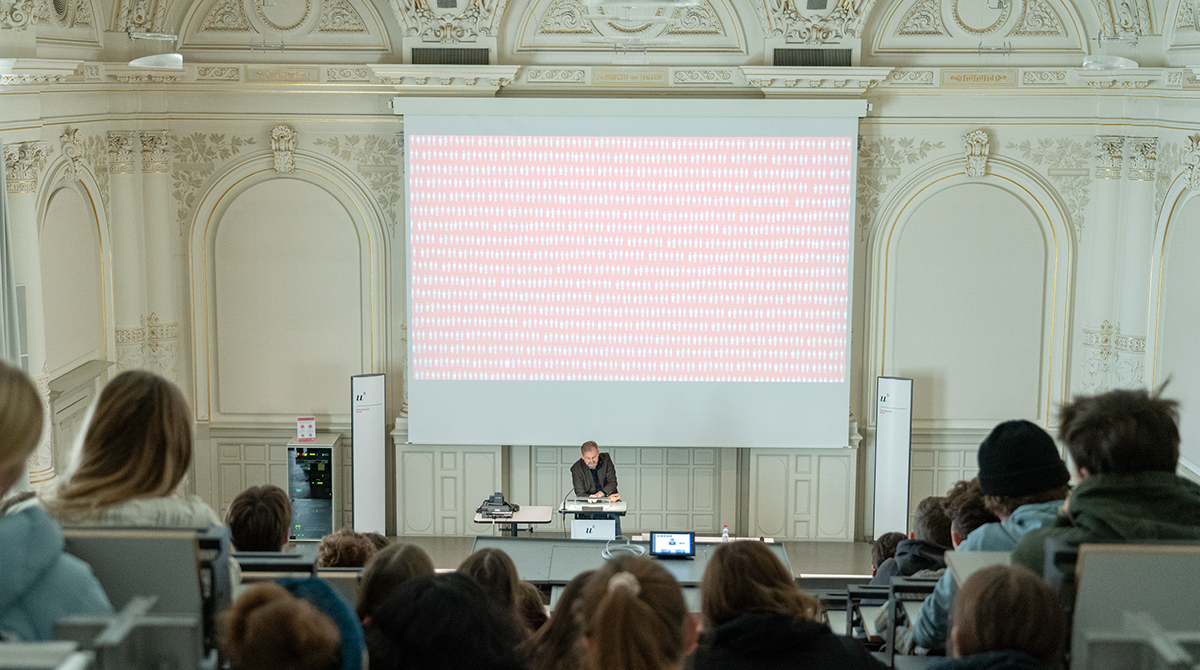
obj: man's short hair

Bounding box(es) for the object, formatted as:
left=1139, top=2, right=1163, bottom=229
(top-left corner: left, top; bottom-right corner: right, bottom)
left=912, top=496, right=953, bottom=548
left=227, top=484, right=292, bottom=552
left=581, top=440, right=599, bottom=454
left=1059, top=388, right=1180, bottom=475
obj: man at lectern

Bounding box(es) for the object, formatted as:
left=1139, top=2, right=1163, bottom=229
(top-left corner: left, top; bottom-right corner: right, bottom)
left=570, top=441, right=621, bottom=538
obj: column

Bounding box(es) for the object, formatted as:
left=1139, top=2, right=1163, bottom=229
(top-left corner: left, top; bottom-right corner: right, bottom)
left=1077, top=135, right=1125, bottom=395
left=1113, top=137, right=1157, bottom=389
left=140, top=131, right=180, bottom=384
left=107, top=131, right=148, bottom=371
left=4, top=141, right=54, bottom=487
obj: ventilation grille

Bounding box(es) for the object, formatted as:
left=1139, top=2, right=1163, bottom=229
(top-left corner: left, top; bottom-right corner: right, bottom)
left=773, top=48, right=852, bottom=67
left=411, top=48, right=490, bottom=65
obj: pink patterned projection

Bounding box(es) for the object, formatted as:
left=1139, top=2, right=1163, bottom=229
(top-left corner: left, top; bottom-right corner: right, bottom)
left=409, top=135, right=852, bottom=382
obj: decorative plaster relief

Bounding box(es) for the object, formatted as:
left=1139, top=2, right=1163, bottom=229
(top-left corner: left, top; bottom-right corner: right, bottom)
left=201, top=0, right=251, bottom=31
left=390, top=0, right=504, bottom=43
left=61, top=128, right=84, bottom=182
left=106, top=131, right=137, bottom=174
left=1126, top=137, right=1157, bottom=181
left=327, top=67, right=371, bottom=81
left=197, top=67, right=241, bottom=80
left=271, top=124, right=298, bottom=174
left=4, top=141, right=49, bottom=193
left=1185, top=134, right=1200, bottom=191
left=964, top=129, right=990, bottom=178
left=313, top=134, right=402, bottom=234
left=672, top=69, right=735, bottom=84
left=1021, top=69, right=1066, bottom=85
left=256, top=0, right=312, bottom=31
left=856, top=136, right=944, bottom=241
left=898, top=0, right=945, bottom=35
left=318, top=0, right=367, bottom=31
left=952, top=0, right=1010, bottom=35
left=667, top=2, right=723, bottom=34
left=1080, top=320, right=1112, bottom=394
left=528, top=68, right=587, bottom=82
left=755, top=0, right=872, bottom=44
left=1006, top=138, right=1091, bottom=237
left=742, top=67, right=890, bottom=93
left=0, top=74, right=69, bottom=85
left=79, top=134, right=110, bottom=212
left=887, top=69, right=936, bottom=85
left=26, top=366, right=53, bottom=487
left=114, top=0, right=165, bottom=32
left=1112, top=324, right=1145, bottom=389
left=142, top=131, right=170, bottom=173
left=1014, top=0, right=1064, bottom=34
left=538, top=0, right=594, bottom=33
left=74, top=0, right=92, bottom=25
left=32, top=0, right=47, bottom=24
left=85, top=65, right=102, bottom=80
left=1094, top=135, right=1125, bottom=179
left=113, top=72, right=182, bottom=83
left=146, top=312, right=179, bottom=383
left=171, top=133, right=257, bottom=234
left=1, top=0, right=34, bottom=30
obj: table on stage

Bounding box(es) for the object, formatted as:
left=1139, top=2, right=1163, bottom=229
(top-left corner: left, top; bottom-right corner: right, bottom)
left=473, top=505, right=555, bottom=537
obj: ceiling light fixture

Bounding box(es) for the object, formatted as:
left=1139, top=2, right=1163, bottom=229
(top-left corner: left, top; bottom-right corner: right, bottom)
left=127, top=30, right=183, bottom=70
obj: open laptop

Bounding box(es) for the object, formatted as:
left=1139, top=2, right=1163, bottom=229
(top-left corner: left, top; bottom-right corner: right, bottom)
left=649, top=532, right=695, bottom=560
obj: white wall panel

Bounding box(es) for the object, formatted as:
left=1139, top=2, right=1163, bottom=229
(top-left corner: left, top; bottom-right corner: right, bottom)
left=1153, top=195, right=1200, bottom=473
left=748, top=448, right=857, bottom=540
left=394, top=444, right=502, bottom=536
left=40, top=187, right=105, bottom=375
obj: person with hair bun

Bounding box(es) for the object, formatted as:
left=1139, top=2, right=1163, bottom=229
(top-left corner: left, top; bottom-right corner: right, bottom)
left=37, top=370, right=222, bottom=528
left=691, top=541, right=883, bottom=670
left=578, top=555, right=698, bottom=670
left=934, top=564, right=1067, bottom=670
left=220, top=582, right=341, bottom=670
left=459, top=547, right=526, bottom=629
left=0, top=360, right=112, bottom=640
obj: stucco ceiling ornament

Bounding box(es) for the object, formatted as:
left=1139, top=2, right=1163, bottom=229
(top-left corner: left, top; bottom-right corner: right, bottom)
left=1184, top=134, right=1200, bottom=191
left=1, top=0, right=34, bottom=30
left=113, top=0, right=165, bottom=33
left=897, top=0, right=945, bottom=35
left=1014, top=0, right=1064, bottom=35
left=964, top=129, right=989, bottom=178
left=272, top=124, right=298, bottom=174
left=4, top=141, right=49, bottom=193
left=201, top=0, right=251, bottom=31
left=756, top=0, right=872, bottom=44
left=538, top=0, right=596, bottom=33
left=61, top=128, right=85, bottom=182
left=391, top=0, right=504, bottom=43
left=318, top=0, right=367, bottom=31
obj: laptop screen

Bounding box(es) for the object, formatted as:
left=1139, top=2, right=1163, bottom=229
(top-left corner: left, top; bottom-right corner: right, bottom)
left=649, top=532, right=695, bottom=558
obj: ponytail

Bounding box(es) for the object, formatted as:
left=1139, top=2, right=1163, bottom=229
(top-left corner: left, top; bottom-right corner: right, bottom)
left=582, top=557, right=688, bottom=670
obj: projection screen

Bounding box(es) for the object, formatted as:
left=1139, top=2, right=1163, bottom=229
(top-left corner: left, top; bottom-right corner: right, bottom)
left=398, top=98, right=864, bottom=448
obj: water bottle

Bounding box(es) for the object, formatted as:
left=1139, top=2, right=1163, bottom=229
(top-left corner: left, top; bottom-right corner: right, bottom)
left=721, top=525, right=729, bottom=543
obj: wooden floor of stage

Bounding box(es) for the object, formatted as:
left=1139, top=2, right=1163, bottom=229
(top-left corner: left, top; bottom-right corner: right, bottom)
left=390, top=533, right=875, bottom=579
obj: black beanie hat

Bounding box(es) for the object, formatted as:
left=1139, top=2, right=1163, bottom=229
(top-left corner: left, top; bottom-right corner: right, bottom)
left=977, top=420, right=1070, bottom=497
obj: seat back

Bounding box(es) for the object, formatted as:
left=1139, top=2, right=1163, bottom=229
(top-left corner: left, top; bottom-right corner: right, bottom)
left=62, top=528, right=203, bottom=616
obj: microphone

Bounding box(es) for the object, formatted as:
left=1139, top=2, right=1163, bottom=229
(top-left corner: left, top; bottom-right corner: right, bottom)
left=560, top=486, right=576, bottom=513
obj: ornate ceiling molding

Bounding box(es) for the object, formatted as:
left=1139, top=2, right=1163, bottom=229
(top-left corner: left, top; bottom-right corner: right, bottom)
left=741, top=66, right=892, bottom=95
left=755, top=0, right=875, bottom=44
left=898, top=0, right=945, bottom=36
left=389, top=0, right=504, bottom=43
left=0, top=58, right=83, bottom=85
left=371, top=64, right=520, bottom=94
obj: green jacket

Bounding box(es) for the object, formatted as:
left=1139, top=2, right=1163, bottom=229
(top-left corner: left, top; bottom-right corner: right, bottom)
left=1012, top=471, right=1200, bottom=576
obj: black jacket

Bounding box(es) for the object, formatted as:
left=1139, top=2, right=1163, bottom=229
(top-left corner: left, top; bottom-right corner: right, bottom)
left=870, top=538, right=948, bottom=585
left=689, top=612, right=885, bottom=670
left=570, top=453, right=618, bottom=496
left=930, top=650, right=1057, bottom=670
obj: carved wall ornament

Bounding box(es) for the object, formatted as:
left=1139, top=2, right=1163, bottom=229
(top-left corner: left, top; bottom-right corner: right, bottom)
left=963, top=129, right=990, bottom=178
left=672, top=69, right=734, bottom=84
left=887, top=69, right=936, bottom=84
left=1094, top=135, right=1125, bottom=179
left=0, top=74, right=70, bottom=85
left=1014, top=0, right=1064, bottom=34
left=197, top=67, right=241, bottom=80
left=856, top=136, right=945, bottom=241
left=667, top=1, right=723, bottom=34
left=172, top=133, right=257, bottom=233
left=4, top=141, right=50, bottom=193
left=1184, top=134, right=1200, bottom=191
left=141, top=131, right=170, bottom=173
left=1022, top=69, right=1066, bottom=85
left=1, top=0, right=35, bottom=30
left=952, top=0, right=1010, bottom=34
left=85, top=65, right=102, bottom=80
left=1081, top=320, right=1113, bottom=394
left=113, top=73, right=182, bottom=83
left=61, top=128, right=85, bottom=182
left=256, top=0, right=312, bottom=31
left=146, top=313, right=179, bottom=382
left=898, top=0, right=945, bottom=35
left=538, top=0, right=595, bottom=34
left=313, top=134, right=402, bottom=234
left=1125, top=137, right=1157, bottom=181
left=201, top=0, right=251, bottom=31
left=318, top=0, right=367, bottom=31
left=390, top=0, right=504, bottom=43
left=1006, top=138, right=1091, bottom=237
left=327, top=67, right=371, bottom=81
left=107, top=131, right=137, bottom=174
left=32, top=0, right=48, bottom=25
left=271, top=125, right=298, bottom=174
left=114, top=0, right=165, bottom=32
left=528, top=68, right=588, bottom=82
left=755, top=0, right=872, bottom=44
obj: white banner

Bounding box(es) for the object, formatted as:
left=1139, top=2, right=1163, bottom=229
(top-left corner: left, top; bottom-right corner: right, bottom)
left=352, top=374, right=386, bottom=533
left=874, top=377, right=913, bottom=538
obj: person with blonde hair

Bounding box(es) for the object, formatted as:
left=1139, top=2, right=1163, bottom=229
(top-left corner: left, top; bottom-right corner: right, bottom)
left=519, top=569, right=593, bottom=670
left=691, top=541, right=882, bottom=670
left=937, top=564, right=1067, bottom=669
left=317, top=528, right=378, bottom=568
left=40, top=370, right=221, bottom=527
left=578, top=555, right=698, bottom=670
left=0, top=360, right=112, bottom=640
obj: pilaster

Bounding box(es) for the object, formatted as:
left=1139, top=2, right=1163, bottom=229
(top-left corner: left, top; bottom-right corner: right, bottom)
left=107, top=131, right=148, bottom=372
left=140, top=130, right=180, bottom=383
left=1078, top=135, right=1125, bottom=395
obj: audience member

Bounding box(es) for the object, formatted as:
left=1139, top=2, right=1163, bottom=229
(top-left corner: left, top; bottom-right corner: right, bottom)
left=931, top=565, right=1067, bottom=670
left=365, top=573, right=528, bottom=670
left=278, top=577, right=368, bottom=670
left=220, top=582, right=340, bottom=670
left=870, top=496, right=951, bottom=585
left=0, top=360, right=113, bottom=640
left=38, top=371, right=222, bottom=527
left=913, top=420, right=1070, bottom=651
left=940, top=479, right=999, bottom=547
left=227, top=484, right=292, bottom=552
left=363, top=532, right=389, bottom=551
left=317, top=529, right=377, bottom=568
left=517, top=581, right=549, bottom=632
left=519, top=570, right=593, bottom=670
left=356, top=542, right=435, bottom=623
left=871, top=532, right=906, bottom=577
left=459, top=547, right=524, bottom=626
left=692, top=541, right=884, bottom=670
left=1013, top=389, right=1200, bottom=575
left=578, top=555, right=697, bottom=670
